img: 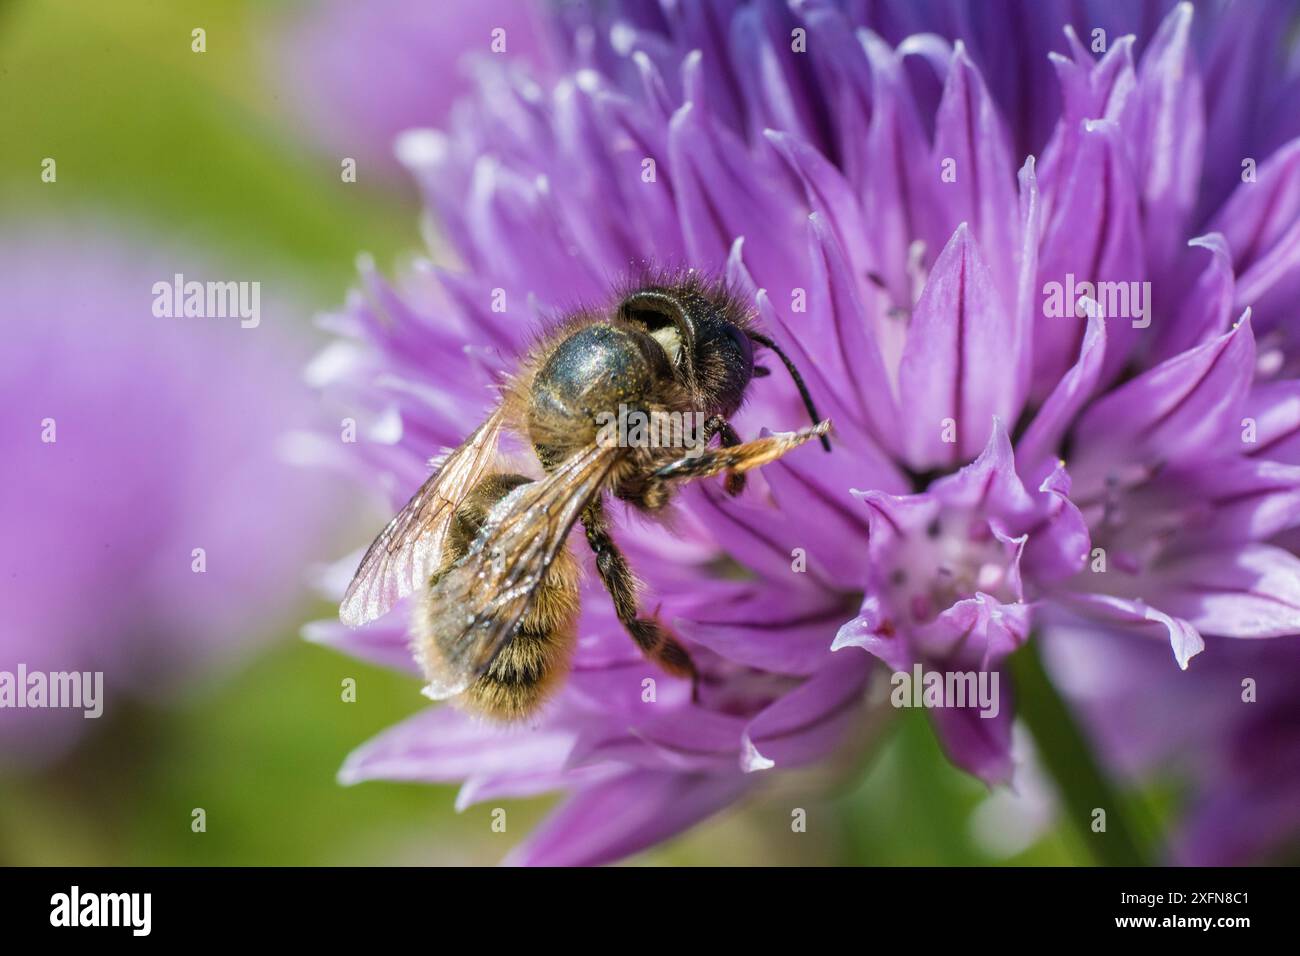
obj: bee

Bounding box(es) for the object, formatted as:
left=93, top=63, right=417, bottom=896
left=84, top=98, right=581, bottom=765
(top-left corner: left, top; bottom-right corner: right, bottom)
left=340, top=274, right=831, bottom=720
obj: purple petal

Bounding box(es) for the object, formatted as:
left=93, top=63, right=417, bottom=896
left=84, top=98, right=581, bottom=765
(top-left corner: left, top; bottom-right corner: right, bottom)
left=1234, top=220, right=1300, bottom=343
left=764, top=128, right=877, bottom=320
left=802, top=6, right=875, bottom=189
left=1049, top=592, right=1204, bottom=670
left=1034, top=118, right=1146, bottom=395
left=728, top=0, right=829, bottom=155
left=1210, top=136, right=1300, bottom=274
left=926, top=666, right=1015, bottom=786
left=859, top=30, right=939, bottom=302
left=667, top=90, right=802, bottom=285
left=1129, top=458, right=1300, bottom=549
left=1148, top=544, right=1300, bottom=639
left=456, top=763, right=619, bottom=813
left=339, top=706, right=576, bottom=785
left=1021, top=462, right=1093, bottom=585
left=741, top=655, right=872, bottom=771
left=761, top=458, right=873, bottom=586
left=504, top=769, right=753, bottom=866
left=1129, top=1, right=1204, bottom=287
left=302, top=617, right=419, bottom=675
left=897, top=223, right=1019, bottom=467
left=1017, top=312, right=1106, bottom=488
left=572, top=708, right=746, bottom=774
left=929, top=42, right=1020, bottom=315
left=803, top=213, right=903, bottom=451
left=1148, top=232, right=1235, bottom=364
left=1174, top=778, right=1300, bottom=867
left=930, top=417, right=1036, bottom=527
left=834, top=593, right=916, bottom=672
left=1069, top=316, right=1256, bottom=500
left=679, top=584, right=857, bottom=676
left=912, top=593, right=1033, bottom=671
left=1207, top=136, right=1300, bottom=336
left=1010, top=156, right=1042, bottom=415
left=1245, top=379, right=1300, bottom=463
left=1196, top=1, right=1300, bottom=221
left=566, top=656, right=691, bottom=719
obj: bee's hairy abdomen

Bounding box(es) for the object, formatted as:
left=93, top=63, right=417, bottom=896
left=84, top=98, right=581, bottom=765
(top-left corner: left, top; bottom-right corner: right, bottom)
left=461, top=619, right=576, bottom=721
left=416, top=472, right=581, bottom=721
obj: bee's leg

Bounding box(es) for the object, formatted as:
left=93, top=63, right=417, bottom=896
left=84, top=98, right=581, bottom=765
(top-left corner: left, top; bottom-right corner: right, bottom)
left=580, top=496, right=699, bottom=698
left=701, top=415, right=746, bottom=497
left=654, top=420, right=831, bottom=484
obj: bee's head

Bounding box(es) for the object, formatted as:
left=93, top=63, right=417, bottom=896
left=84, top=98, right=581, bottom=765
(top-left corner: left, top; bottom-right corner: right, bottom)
left=616, top=280, right=829, bottom=450
left=617, top=284, right=751, bottom=414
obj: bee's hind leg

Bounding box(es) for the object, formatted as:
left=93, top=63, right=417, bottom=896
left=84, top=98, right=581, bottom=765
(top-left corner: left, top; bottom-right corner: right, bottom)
left=580, top=496, right=699, bottom=699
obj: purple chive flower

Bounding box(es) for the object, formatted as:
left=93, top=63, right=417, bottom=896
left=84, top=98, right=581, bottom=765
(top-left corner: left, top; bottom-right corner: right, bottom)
left=307, top=0, right=1300, bottom=864
left=0, top=226, right=332, bottom=766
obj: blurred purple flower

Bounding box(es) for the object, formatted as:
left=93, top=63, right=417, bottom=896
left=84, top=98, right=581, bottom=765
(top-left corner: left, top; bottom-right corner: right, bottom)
left=0, top=226, right=334, bottom=766
left=310, top=0, right=1300, bottom=863
left=1046, top=627, right=1300, bottom=864
left=274, top=0, right=551, bottom=179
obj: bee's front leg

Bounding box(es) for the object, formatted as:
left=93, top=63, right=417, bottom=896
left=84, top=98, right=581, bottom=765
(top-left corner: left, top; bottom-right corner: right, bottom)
left=654, top=420, right=831, bottom=484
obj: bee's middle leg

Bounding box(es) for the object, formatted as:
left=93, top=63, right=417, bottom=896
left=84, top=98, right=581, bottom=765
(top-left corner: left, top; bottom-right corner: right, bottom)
left=701, top=414, right=745, bottom=496
left=580, top=496, right=699, bottom=696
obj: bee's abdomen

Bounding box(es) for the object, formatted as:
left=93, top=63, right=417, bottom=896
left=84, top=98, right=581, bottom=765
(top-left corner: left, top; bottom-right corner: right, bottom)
left=426, top=472, right=581, bottom=721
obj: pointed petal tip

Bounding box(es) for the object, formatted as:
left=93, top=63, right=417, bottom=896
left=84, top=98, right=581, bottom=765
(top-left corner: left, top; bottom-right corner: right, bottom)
left=740, top=737, right=775, bottom=773
left=453, top=783, right=475, bottom=813
left=830, top=621, right=863, bottom=653
left=393, top=128, right=447, bottom=170
left=336, top=755, right=364, bottom=787
left=301, top=619, right=331, bottom=644
left=1187, top=230, right=1230, bottom=256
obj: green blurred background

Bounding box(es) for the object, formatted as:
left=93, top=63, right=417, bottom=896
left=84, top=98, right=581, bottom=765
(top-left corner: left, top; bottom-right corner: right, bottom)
left=0, top=0, right=1104, bottom=865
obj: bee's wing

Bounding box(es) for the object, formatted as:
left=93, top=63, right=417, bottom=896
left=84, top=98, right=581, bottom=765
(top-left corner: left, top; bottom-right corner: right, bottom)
left=340, top=408, right=506, bottom=627
left=416, top=442, right=622, bottom=700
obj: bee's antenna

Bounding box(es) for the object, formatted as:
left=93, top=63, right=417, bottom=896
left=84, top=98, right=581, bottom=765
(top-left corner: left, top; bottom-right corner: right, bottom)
left=747, top=330, right=831, bottom=452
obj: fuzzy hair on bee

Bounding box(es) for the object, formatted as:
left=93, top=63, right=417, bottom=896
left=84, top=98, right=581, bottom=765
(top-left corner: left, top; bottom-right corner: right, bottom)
left=341, top=271, right=831, bottom=721
left=413, top=473, right=582, bottom=720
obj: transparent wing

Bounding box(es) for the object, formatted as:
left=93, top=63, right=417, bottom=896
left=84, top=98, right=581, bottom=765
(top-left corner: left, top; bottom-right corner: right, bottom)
left=340, top=408, right=506, bottom=626
left=416, top=442, right=622, bottom=699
